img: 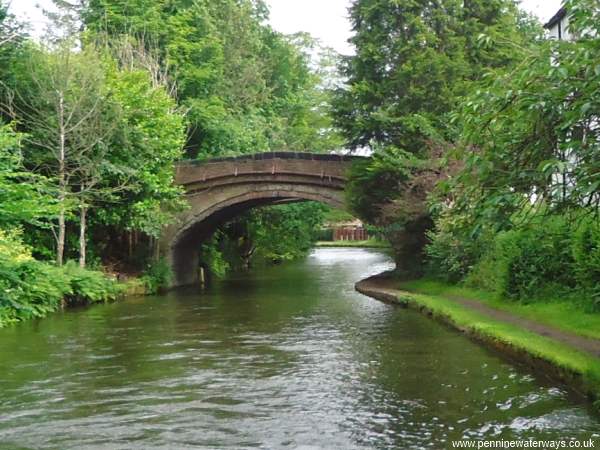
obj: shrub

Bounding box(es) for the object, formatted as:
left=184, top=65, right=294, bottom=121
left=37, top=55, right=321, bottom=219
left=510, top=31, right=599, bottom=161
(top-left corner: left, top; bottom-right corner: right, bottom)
left=490, top=217, right=576, bottom=301
left=427, top=210, right=600, bottom=310
left=464, top=253, right=498, bottom=293
left=425, top=211, right=491, bottom=283
left=426, top=228, right=474, bottom=282
left=62, top=261, right=123, bottom=304
left=0, top=259, right=63, bottom=325
left=572, top=218, right=600, bottom=310
left=0, top=230, right=65, bottom=325
left=141, top=258, right=173, bottom=294
left=199, top=239, right=230, bottom=278
left=0, top=228, right=121, bottom=327
left=572, top=219, right=600, bottom=288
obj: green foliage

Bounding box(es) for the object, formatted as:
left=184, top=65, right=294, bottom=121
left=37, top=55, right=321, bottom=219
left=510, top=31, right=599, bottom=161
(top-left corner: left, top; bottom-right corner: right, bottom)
left=2, top=42, right=116, bottom=265
left=572, top=218, right=600, bottom=301
left=420, top=0, right=600, bottom=314
left=322, top=207, right=355, bottom=224
left=333, top=0, right=539, bottom=154
left=62, top=261, right=123, bottom=303
left=79, top=0, right=343, bottom=273
left=3, top=37, right=187, bottom=267
left=83, top=0, right=341, bottom=157
left=0, top=123, right=57, bottom=228
left=0, top=0, right=348, bottom=324
left=198, top=234, right=231, bottom=278
left=201, top=202, right=327, bottom=276
left=345, top=147, right=415, bottom=224
left=425, top=213, right=491, bottom=283
left=493, top=218, right=576, bottom=301
left=453, top=0, right=600, bottom=227
left=0, top=229, right=120, bottom=327
left=428, top=212, right=600, bottom=311
left=99, top=63, right=187, bottom=237
left=0, top=1, right=25, bottom=85
left=334, top=0, right=540, bottom=276
left=315, top=228, right=334, bottom=241
left=140, top=258, right=173, bottom=294
left=249, top=202, right=327, bottom=263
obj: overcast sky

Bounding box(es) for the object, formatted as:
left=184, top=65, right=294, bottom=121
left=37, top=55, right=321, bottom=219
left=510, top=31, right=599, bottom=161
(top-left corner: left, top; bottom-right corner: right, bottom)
left=10, top=0, right=563, bottom=54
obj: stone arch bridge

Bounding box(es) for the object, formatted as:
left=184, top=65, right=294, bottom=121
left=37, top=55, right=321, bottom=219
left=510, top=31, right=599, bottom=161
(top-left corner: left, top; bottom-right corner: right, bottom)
left=160, top=152, right=363, bottom=286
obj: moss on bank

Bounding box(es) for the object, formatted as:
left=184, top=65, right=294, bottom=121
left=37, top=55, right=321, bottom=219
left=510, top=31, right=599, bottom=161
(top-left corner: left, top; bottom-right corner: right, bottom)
left=356, top=275, right=600, bottom=409
left=402, top=279, right=600, bottom=341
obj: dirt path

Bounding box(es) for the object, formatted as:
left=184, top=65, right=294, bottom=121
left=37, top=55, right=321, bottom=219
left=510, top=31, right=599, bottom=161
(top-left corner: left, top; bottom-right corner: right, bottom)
left=357, top=276, right=600, bottom=359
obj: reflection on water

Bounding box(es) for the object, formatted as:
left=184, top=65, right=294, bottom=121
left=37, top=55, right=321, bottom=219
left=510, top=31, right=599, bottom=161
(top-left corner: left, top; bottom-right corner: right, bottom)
left=0, top=248, right=598, bottom=449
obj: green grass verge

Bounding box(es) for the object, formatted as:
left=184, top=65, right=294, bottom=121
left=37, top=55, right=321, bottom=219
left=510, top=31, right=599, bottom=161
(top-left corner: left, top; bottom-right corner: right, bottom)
left=401, top=279, right=600, bottom=341
left=315, top=240, right=391, bottom=249
left=380, top=286, right=600, bottom=403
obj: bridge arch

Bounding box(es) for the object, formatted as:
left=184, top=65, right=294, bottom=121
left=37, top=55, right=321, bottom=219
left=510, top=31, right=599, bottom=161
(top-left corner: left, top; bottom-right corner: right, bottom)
left=160, top=153, right=362, bottom=286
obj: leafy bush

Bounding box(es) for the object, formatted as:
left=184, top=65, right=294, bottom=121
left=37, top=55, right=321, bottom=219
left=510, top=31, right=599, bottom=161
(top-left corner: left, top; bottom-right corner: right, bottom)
left=0, top=258, right=64, bottom=326
left=345, top=147, right=414, bottom=224
left=427, top=211, right=600, bottom=311
left=315, top=228, right=333, bottom=241
left=494, top=218, right=575, bottom=301
left=199, top=237, right=231, bottom=278
left=141, top=258, right=173, bottom=294
left=572, top=218, right=600, bottom=309
left=62, top=262, right=123, bottom=304
left=426, top=228, right=476, bottom=283
left=425, top=210, right=491, bottom=283
left=0, top=229, right=121, bottom=327
left=199, top=202, right=327, bottom=276
left=463, top=253, right=498, bottom=293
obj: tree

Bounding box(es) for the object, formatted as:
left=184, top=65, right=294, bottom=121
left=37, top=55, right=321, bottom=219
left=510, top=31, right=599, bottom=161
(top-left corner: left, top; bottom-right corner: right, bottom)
left=0, top=2, right=26, bottom=90
left=213, top=202, right=327, bottom=271
left=79, top=0, right=343, bottom=272
left=0, top=123, right=57, bottom=229
left=81, top=0, right=342, bottom=157
left=415, top=0, right=600, bottom=301
left=2, top=44, right=114, bottom=265
left=2, top=39, right=186, bottom=268
left=333, top=0, right=539, bottom=155
left=451, top=0, right=600, bottom=230
left=97, top=61, right=187, bottom=241
left=0, top=1, right=22, bottom=47
left=331, top=0, right=541, bottom=273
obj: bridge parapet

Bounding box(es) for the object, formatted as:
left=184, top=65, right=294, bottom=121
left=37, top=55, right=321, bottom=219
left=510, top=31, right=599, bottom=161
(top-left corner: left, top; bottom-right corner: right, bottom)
left=163, top=152, right=366, bottom=286
left=180, top=151, right=360, bottom=164
left=175, top=152, right=360, bottom=189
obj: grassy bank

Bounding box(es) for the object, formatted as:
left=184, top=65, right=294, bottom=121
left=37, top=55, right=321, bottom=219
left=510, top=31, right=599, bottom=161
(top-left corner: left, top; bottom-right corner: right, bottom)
left=315, top=240, right=391, bottom=249
left=356, top=276, right=600, bottom=407
left=402, top=279, right=600, bottom=341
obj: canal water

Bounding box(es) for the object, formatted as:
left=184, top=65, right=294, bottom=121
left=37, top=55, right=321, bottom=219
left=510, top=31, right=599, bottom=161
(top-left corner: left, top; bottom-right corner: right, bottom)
left=0, top=248, right=598, bottom=449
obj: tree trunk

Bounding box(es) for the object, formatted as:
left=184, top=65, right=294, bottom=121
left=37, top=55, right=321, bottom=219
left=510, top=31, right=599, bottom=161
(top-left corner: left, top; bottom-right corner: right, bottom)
left=154, top=236, right=160, bottom=262
left=56, top=92, right=66, bottom=266
left=128, top=231, right=133, bottom=260
left=57, top=204, right=66, bottom=266
left=79, top=203, right=87, bottom=268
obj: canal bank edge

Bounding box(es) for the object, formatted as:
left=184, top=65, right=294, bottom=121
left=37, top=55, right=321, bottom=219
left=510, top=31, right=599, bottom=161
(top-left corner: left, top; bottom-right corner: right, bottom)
left=315, top=240, right=391, bottom=249
left=355, top=273, right=600, bottom=411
